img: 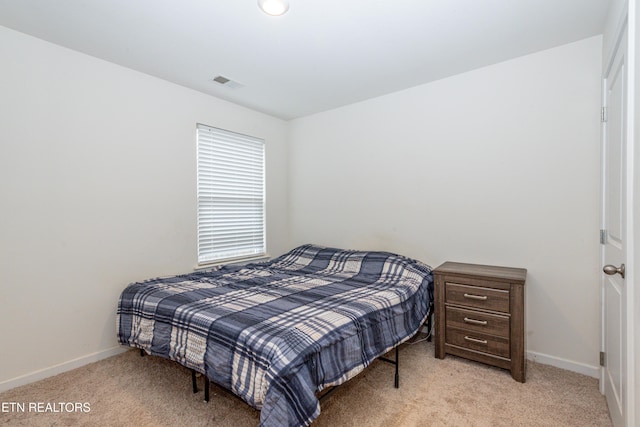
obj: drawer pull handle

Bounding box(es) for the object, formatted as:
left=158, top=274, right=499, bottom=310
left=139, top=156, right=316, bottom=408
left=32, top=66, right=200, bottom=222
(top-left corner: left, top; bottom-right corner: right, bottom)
left=464, top=317, right=488, bottom=326
left=463, top=293, right=488, bottom=301
left=464, top=336, right=488, bottom=344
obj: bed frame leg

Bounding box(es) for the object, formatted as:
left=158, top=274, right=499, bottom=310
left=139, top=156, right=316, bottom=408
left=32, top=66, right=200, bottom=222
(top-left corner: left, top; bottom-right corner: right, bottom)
left=191, top=370, right=198, bottom=393
left=204, top=377, right=210, bottom=402
left=394, top=346, right=399, bottom=388
left=379, top=345, right=401, bottom=388
left=426, top=302, right=434, bottom=342
left=139, top=349, right=145, bottom=357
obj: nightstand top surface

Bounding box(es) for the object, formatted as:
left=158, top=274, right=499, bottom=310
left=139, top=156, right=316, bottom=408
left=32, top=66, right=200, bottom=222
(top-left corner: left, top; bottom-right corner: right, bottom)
left=433, top=261, right=527, bottom=283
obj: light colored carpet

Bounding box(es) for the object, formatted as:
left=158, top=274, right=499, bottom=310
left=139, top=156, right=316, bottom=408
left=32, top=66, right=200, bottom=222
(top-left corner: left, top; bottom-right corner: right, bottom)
left=0, top=336, right=611, bottom=426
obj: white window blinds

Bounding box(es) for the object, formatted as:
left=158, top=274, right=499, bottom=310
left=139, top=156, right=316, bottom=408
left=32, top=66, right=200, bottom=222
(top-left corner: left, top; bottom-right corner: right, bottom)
left=197, top=124, right=265, bottom=264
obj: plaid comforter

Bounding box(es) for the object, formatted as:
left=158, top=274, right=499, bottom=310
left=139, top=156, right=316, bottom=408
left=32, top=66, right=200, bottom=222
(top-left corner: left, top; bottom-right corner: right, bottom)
left=117, top=244, right=433, bottom=427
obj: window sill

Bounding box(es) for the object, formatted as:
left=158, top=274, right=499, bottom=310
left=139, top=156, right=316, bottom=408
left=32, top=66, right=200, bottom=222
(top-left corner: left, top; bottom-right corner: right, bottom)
left=194, top=254, right=270, bottom=271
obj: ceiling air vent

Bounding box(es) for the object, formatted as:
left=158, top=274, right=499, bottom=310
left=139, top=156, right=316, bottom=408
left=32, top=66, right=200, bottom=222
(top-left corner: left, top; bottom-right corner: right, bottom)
left=211, top=75, right=244, bottom=89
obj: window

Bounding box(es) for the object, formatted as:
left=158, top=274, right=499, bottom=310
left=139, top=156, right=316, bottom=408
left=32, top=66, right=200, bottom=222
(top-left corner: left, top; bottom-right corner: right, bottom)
left=197, top=124, right=265, bottom=264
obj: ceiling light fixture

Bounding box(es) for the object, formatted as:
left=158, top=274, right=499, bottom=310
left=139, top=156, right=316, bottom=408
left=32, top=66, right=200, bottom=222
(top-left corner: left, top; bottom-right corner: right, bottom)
left=258, top=0, right=289, bottom=16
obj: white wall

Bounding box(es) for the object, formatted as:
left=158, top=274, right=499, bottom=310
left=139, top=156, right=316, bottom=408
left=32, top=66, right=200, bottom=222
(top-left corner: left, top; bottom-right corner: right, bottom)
left=289, top=36, right=603, bottom=373
left=0, top=26, right=289, bottom=388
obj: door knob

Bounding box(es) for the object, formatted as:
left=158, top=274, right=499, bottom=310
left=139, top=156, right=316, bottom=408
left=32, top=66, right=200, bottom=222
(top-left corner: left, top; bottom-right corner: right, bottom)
left=603, top=264, right=625, bottom=278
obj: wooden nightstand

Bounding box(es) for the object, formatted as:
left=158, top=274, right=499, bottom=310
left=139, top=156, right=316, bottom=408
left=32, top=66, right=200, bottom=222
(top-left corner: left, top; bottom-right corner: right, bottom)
left=434, top=262, right=527, bottom=382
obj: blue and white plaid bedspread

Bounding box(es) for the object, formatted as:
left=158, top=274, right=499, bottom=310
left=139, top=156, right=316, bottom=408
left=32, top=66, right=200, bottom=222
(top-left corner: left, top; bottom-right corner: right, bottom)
left=117, top=244, right=433, bottom=426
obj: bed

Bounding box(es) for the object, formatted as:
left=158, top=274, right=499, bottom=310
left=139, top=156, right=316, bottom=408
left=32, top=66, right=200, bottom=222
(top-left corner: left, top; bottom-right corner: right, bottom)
left=117, top=244, right=433, bottom=426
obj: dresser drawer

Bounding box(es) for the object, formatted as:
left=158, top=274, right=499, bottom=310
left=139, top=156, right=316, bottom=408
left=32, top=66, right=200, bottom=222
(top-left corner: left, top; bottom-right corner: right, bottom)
left=445, top=282, right=510, bottom=313
left=446, top=327, right=510, bottom=358
left=445, top=306, right=509, bottom=337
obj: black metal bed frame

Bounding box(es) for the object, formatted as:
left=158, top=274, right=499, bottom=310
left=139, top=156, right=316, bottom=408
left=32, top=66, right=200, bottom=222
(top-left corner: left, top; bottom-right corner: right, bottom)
left=184, top=344, right=401, bottom=404
left=139, top=303, right=433, bottom=406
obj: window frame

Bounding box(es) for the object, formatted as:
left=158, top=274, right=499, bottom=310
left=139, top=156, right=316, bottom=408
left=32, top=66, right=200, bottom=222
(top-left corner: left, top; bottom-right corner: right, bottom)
left=196, top=124, right=266, bottom=266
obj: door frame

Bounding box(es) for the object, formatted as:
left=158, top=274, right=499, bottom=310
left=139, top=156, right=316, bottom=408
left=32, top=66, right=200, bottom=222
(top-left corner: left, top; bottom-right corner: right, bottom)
left=632, top=0, right=639, bottom=424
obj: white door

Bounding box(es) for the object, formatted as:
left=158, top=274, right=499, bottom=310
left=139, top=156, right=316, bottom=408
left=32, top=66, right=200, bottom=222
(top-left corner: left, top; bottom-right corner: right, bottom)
left=601, top=26, right=628, bottom=427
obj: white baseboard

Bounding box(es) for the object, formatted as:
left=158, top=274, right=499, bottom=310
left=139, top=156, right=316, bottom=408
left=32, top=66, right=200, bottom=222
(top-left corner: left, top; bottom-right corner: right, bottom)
left=0, top=346, right=600, bottom=393
left=527, top=350, right=600, bottom=379
left=0, top=346, right=128, bottom=393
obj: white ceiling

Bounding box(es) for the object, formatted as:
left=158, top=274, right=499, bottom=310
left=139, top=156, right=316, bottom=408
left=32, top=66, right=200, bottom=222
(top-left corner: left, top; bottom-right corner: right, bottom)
left=0, top=1, right=610, bottom=120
